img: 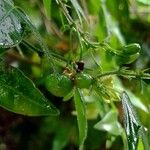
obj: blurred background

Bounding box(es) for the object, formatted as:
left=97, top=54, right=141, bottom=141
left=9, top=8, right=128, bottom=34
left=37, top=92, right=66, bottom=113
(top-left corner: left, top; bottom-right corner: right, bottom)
left=0, top=0, right=150, bottom=149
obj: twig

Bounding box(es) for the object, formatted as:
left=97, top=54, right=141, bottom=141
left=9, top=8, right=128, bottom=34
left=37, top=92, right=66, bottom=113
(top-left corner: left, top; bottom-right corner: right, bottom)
left=96, top=70, right=150, bottom=80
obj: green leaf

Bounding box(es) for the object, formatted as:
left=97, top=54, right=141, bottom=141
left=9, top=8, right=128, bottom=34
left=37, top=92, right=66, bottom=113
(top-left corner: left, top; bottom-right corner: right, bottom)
left=94, top=110, right=122, bottom=136
left=43, top=0, right=51, bottom=19
left=70, top=0, right=87, bottom=23
left=52, top=126, right=69, bottom=150
left=74, top=88, right=87, bottom=150
left=140, top=128, right=150, bottom=150
left=15, top=6, right=55, bottom=65
left=125, top=90, right=149, bottom=113
left=63, top=88, right=74, bottom=101
left=0, top=0, right=25, bottom=49
left=0, top=60, right=59, bottom=116
left=106, top=0, right=129, bottom=22
left=121, top=92, right=141, bottom=150
left=137, top=138, right=144, bottom=150
left=101, top=1, right=125, bottom=45
left=137, top=0, right=150, bottom=5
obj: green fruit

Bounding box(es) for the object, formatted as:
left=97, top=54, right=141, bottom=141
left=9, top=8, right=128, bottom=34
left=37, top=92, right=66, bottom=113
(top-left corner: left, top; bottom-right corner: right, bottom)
left=116, top=52, right=140, bottom=65
left=125, top=52, right=140, bottom=64
left=105, top=43, right=141, bottom=65
left=105, top=43, right=141, bottom=56
left=120, top=43, right=141, bottom=55
left=75, top=73, right=93, bottom=88
left=45, top=73, right=73, bottom=97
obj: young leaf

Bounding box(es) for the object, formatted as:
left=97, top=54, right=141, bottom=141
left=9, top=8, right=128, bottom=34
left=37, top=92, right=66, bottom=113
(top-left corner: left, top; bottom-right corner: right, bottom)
left=74, top=88, right=87, bottom=150
left=94, top=110, right=122, bottom=136
left=0, top=0, right=25, bottom=49
left=0, top=60, right=59, bottom=116
left=121, top=92, right=141, bottom=150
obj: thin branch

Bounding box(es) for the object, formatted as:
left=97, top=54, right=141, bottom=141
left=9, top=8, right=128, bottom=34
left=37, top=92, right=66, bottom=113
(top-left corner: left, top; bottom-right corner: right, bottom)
left=96, top=70, right=150, bottom=80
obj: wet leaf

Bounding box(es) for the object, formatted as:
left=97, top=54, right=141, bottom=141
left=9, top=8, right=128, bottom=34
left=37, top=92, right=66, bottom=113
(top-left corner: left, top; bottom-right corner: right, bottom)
left=74, top=88, right=87, bottom=150
left=0, top=0, right=25, bottom=49
left=121, top=92, right=141, bottom=150
left=0, top=60, right=59, bottom=116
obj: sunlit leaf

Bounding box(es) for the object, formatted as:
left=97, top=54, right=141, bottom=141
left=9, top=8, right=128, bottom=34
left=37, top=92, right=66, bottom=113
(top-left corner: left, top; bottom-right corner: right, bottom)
left=74, top=88, right=87, bottom=150
left=94, top=110, right=122, bottom=136
left=137, top=138, right=144, bottom=150
left=121, top=92, right=141, bottom=150
left=125, top=90, right=149, bottom=114
left=86, top=102, right=99, bottom=120
left=88, top=0, right=100, bottom=14
left=43, top=0, right=51, bottom=19
left=0, top=60, right=59, bottom=116
left=137, top=0, right=150, bottom=5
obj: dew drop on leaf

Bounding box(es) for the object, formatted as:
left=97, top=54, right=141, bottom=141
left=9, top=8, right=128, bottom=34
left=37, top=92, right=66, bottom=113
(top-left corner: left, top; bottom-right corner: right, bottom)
left=0, top=0, right=24, bottom=49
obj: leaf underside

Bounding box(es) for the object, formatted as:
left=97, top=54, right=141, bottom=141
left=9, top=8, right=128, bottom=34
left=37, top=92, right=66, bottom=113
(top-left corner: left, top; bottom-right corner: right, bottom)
left=121, top=92, right=141, bottom=150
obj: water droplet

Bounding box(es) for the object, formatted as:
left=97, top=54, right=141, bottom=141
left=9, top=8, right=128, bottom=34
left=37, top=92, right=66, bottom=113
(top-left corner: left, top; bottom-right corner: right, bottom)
left=0, top=1, right=23, bottom=48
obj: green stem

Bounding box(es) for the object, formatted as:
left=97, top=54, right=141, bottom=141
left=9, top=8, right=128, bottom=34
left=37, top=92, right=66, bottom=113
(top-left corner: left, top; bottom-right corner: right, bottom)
left=96, top=70, right=150, bottom=80
left=57, top=0, right=74, bottom=24
left=121, top=130, right=129, bottom=150
left=22, top=40, right=43, bottom=54
left=76, top=29, right=83, bottom=60
left=22, top=40, right=67, bottom=68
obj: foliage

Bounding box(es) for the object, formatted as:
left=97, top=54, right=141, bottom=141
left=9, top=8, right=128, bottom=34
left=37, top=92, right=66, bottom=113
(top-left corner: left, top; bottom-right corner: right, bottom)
left=0, top=0, right=150, bottom=149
